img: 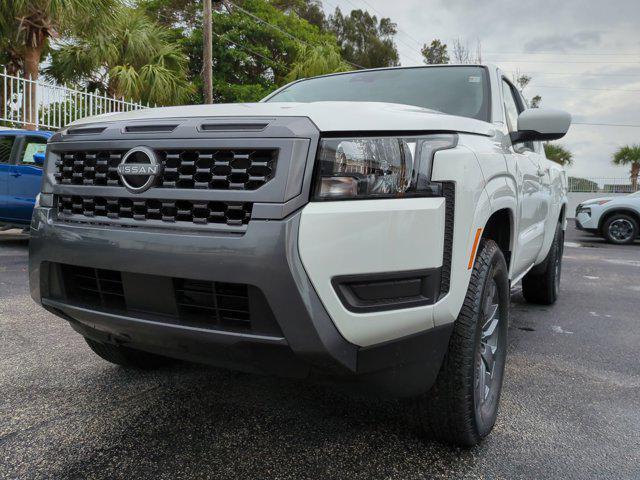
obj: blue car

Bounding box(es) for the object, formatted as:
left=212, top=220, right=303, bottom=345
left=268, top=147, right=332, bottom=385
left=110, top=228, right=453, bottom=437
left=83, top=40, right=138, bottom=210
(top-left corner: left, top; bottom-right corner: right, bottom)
left=0, top=129, right=52, bottom=229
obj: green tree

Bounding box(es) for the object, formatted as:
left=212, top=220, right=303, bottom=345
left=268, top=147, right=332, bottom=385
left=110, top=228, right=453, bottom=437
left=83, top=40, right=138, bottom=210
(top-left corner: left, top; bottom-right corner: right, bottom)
left=513, top=71, right=542, bottom=108
left=421, top=39, right=449, bottom=64
left=46, top=7, right=192, bottom=105
left=327, top=8, right=399, bottom=68
left=544, top=143, right=573, bottom=166
left=271, top=0, right=326, bottom=30
left=514, top=73, right=531, bottom=90
left=530, top=95, right=542, bottom=108
left=144, top=0, right=343, bottom=103
left=285, top=43, right=351, bottom=82
left=0, top=0, right=114, bottom=127
left=612, top=144, right=640, bottom=191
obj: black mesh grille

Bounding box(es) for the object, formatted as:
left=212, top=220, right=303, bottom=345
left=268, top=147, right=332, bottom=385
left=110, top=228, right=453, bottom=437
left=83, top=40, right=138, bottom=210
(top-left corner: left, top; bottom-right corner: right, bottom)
left=61, top=265, right=126, bottom=311
left=439, top=182, right=455, bottom=298
left=55, top=151, right=122, bottom=186
left=174, top=279, right=250, bottom=330
left=59, top=265, right=256, bottom=333
left=54, top=149, right=277, bottom=190
left=56, top=195, right=252, bottom=227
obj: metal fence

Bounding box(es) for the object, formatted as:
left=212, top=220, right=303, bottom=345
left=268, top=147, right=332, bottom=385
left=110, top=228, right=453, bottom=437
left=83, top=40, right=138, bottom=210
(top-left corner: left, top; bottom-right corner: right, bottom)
left=1, top=67, right=148, bottom=131
left=568, top=176, right=639, bottom=193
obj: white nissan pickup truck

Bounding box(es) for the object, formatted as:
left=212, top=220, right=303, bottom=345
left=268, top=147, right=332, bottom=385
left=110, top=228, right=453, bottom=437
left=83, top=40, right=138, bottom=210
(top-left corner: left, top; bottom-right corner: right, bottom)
left=29, top=64, right=570, bottom=446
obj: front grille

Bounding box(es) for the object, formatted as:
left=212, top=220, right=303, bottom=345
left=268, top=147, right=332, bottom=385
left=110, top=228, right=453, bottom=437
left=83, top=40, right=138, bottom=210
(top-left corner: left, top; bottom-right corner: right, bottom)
left=61, top=265, right=126, bottom=311
left=58, top=264, right=279, bottom=334
left=56, top=195, right=252, bottom=227
left=175, top=279, right=250, bottom=330
left=54, top=149, right=278, bottom=190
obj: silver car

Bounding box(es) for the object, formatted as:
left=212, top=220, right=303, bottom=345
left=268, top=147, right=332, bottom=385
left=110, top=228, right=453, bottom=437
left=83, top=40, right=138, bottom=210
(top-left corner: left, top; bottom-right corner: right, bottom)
left=575, top=191, right=640, bottom=244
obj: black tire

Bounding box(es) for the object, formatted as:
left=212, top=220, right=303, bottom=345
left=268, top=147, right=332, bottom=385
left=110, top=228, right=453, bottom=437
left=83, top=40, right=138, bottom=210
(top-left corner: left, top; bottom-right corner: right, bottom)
left=85, top=337, right=169, bottom=369
left=522, top=222, right=563, bottom=305
left=412, top=239, right=509, bottom=447
left=602, top=213, right=638, bottom=245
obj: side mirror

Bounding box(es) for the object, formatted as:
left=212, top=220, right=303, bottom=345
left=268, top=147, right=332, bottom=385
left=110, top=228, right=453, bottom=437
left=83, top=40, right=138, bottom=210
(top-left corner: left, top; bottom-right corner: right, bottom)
left=33, top=152, right=45, bottom=165
left=510, top=108, right=571, bottom=144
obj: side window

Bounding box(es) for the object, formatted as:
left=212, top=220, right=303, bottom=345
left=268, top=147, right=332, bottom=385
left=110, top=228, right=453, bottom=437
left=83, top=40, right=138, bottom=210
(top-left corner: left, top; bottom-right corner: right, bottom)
left=501, top=80, right=520, bottom=133
left=0, top=136, right=15, bottom=164
left=502, top=80, right=535, bottom=152
left=20, top=138, right=47, bottom=165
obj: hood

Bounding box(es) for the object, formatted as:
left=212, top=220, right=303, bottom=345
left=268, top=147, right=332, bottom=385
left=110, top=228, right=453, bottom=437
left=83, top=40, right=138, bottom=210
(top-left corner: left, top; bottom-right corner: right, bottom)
left=67, top=101, right=495, bottom=136
left=580, top=197, right=614, bottom=206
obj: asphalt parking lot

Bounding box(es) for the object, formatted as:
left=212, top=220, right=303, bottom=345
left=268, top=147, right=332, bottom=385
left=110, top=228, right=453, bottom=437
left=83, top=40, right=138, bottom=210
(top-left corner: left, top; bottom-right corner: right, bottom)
left=1, top=225, right=639, bottom=480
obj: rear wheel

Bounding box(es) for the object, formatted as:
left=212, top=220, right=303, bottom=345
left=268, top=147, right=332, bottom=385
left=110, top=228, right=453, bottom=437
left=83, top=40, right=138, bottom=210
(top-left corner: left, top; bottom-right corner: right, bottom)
left=85, top=338, right=170, bottom=369
left=412, top=239, right=509, bottom=447
left=603, top=214, right=638, bottom=245
left=522, top=222, right=563, bottom=305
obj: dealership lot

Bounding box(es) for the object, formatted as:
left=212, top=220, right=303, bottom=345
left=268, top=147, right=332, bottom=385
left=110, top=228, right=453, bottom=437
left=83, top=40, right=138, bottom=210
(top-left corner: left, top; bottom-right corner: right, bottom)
left=1, top=225, right=639, bottom=480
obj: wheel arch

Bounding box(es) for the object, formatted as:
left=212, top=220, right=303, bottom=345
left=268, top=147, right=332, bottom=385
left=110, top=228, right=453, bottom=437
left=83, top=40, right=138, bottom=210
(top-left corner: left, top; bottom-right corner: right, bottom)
left=480, top=208, right=514, bottom=271
left=598, top=208, right=640, bottom=232
left=559, top=203, right=567, bottom=227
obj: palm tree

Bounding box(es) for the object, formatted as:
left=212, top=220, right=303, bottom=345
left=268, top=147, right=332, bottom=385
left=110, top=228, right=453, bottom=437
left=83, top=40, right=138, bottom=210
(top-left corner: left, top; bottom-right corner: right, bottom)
left=0, top=0, right=115, bottom=128
left=544, top=143, right=573, bottom=166
left=46, top=8, right=193, bottom=106
left=612, top=144, right=640, bottom=192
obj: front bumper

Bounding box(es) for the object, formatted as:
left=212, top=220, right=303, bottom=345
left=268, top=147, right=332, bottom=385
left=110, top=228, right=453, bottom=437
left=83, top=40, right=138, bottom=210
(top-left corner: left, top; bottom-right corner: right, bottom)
left=575, top=210, right=598, bottom=232
left=29, top=207, right=452, bottom=396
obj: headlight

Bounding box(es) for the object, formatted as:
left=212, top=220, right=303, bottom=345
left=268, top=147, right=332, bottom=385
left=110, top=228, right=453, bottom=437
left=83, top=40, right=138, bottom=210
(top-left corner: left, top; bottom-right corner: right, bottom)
left=576, top=205, right=591, bottom=216
left=312, top=134, right=457, bottom=200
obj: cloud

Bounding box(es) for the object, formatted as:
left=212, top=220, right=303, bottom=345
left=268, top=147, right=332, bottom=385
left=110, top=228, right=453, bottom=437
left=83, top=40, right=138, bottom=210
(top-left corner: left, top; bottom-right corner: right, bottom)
left=524, top=31, right=602, bottom=53
left=524, top=31, right=601, bottom=53
left=327, top=0, right=640, bottom=179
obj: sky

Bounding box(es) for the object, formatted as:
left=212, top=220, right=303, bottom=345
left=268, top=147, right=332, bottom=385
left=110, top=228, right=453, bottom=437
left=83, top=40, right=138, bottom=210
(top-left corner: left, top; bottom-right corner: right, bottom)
left=322, top=0, right=640, bottom=181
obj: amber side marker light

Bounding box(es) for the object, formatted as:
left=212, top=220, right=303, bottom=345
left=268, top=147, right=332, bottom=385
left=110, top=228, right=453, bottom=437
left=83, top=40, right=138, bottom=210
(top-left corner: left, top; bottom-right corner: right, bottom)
left=468, top=228, right=483, bottom=270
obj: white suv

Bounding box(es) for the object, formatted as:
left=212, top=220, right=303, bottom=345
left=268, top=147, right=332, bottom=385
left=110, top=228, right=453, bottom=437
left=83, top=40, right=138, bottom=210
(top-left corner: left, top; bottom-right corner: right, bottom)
left=576, top=192, right=640, bottom=244
left=30, top=64, right=570, bottom=446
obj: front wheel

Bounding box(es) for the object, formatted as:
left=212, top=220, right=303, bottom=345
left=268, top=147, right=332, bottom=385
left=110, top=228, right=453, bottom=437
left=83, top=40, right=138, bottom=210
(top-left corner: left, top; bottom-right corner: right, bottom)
left=412, top=239, right=509, bottom=447
left=603, top=214, right=638, bottom=245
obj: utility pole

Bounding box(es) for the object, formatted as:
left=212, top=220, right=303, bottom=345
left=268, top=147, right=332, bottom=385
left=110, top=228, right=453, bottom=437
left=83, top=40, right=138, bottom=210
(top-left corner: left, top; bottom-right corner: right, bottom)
left=203, top=0, right=213, bottom=104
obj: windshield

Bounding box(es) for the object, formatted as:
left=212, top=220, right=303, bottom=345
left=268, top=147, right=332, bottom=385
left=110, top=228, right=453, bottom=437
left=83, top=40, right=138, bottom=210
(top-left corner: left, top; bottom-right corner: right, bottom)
left=265, top=66, right=490, bottom=121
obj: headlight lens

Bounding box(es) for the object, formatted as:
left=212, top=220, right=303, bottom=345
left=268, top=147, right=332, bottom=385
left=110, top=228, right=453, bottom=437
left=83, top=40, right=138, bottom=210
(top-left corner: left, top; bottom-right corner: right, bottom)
left=577, top=206, right=591, bottom=216
left=313, top=134, right=457, bottom=200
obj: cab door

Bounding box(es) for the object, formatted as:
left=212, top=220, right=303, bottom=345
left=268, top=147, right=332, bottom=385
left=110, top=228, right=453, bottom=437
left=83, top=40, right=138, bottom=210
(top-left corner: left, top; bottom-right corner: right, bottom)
left=501, top=79, right=546, bottom=277
left=7, top=135, right=47, bottom=224
left=0, top=134, right=18, bottom=222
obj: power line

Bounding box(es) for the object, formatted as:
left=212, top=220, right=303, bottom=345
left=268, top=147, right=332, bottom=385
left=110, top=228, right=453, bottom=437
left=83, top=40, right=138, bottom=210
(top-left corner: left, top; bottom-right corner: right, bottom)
left=338, top=0, right=425, bottom=63
left=528, top=85, right=640, bottom=94
left=516, top=71, right=640, bottom=77
left=488, top=58, right=640, bottom=64
left=226, top=1, right=366, bottom=70
left=573, top=122, right=640, bottom=128
left=358, top=0, right=424, bottom=47
left=214, top=33, right=280, bottom=68
left=485, top=51, right=640, bottom=57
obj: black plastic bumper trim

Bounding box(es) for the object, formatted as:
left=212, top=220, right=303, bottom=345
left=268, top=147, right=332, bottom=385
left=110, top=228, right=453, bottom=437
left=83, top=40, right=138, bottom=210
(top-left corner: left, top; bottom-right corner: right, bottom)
left=332, top=268, right=442, bottom=313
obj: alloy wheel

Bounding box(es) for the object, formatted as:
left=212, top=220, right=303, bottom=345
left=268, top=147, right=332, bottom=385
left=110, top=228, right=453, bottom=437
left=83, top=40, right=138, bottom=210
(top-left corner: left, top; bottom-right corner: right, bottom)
left=609, top=219, right=634, bottom=242
left=475, top=278, right=502, bottom=416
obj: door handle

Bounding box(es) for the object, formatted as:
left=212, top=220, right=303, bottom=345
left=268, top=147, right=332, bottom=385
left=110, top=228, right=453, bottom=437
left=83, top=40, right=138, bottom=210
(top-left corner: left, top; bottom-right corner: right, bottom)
left=536, top=167, right=547, bottom=177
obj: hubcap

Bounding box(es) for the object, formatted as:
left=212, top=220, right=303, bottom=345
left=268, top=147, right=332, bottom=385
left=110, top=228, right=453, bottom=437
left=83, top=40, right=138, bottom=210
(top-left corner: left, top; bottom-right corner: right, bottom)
left=476, top=279, right=501, bottom=408
left=609, top=219, right=634, bottom=241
